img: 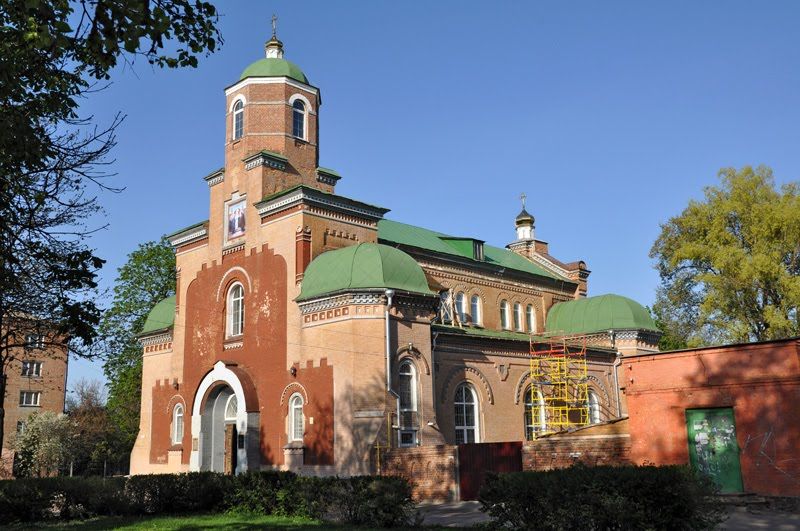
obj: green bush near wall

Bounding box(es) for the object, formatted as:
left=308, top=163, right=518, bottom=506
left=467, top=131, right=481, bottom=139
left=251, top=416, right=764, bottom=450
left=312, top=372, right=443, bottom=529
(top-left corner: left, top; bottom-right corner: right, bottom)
left=0, top=471, right=415, bottom=528
left=479, top=464, right=725, bottom=531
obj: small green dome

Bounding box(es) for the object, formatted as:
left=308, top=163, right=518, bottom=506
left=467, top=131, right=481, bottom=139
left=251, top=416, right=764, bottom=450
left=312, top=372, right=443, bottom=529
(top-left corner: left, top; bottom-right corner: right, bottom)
left=545, top=294, right=657, bottom=335
left=240, top=58, right=309, bottom=84
left=298, top=243, right=434, bottom=301
left=141, top=295, right=176, bottom=334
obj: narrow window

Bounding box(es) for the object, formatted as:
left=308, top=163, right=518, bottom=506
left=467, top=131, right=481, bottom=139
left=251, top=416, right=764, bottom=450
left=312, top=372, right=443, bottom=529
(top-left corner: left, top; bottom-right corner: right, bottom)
left=500, top=300, right=510, bottom=330
left=514, top=302, right=523, bottom=331
left=588, top=391, right=601, bottom=424
left=289, top=394, right=304, bottom=441
left=455, top=292, right=466, bottom=323
left=233, top=100, right=244, bottom=140
left=292, top=99, right=306, bottom=139
left=19, top=391, right=41, bottom=407
left=225, top=394, right=238, bottom=421
left=398, top=361, right=417, bottom=446
left=470, top=295, right=482, bottom=325
left=227, top=283, right=244, bottom=337
left=16, top=420, right=25, bottom=434
left=25, top=335, right=43, bottom=349
left=526, top=305, right=535, bottom=333
left=21, top=361, right=42, bottom=377
left=439, top=291, right=453, bottom=324
left=454, top=383, right=479, bottom=444
left=172, top=404, right=184, bottom=444
left=524, top=387, right=546, bottom=439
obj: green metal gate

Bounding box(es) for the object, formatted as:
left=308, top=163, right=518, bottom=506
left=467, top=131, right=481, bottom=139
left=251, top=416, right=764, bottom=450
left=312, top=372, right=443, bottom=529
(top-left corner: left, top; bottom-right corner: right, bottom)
left=685, top=408, right=743, bottom=493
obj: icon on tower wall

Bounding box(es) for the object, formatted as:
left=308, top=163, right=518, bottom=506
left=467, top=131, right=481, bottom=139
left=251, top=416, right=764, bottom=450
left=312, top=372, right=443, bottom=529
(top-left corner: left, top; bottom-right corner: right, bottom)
left=227, top=199, right=246, bottom=240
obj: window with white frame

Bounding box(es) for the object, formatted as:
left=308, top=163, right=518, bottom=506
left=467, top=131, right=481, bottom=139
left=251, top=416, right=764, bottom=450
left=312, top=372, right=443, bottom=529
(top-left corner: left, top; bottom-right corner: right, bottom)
left=289, top=393, right=304, bottom=441
left=455, top=292, right=466, bottom=323
left=439, top=291, right=453, bottom=323
left=227, top=283, right=244, bottom=337
left=398, top=361, right=418, bottom=446
left=292, top=99, right=306, bottom=139
left=526, top=304, right=535, bottom=333
left=172, top=404, right=184, bottom=444
left=588, top=390, right=601, bottom=424
left=21, top=361, right=42, bottom=377
left=25, top=334, right=44, bottom=349
left=454, top=383, right=479, bottom=444
left=233, top=100, right=244, bottom=140
left=19, top=391, right=41, bottom=407
left=500, top=300, right=510, bottom=330
left=16, top=420, right=25, bottom=434
left=514, top=302, right=523, bottom=331
left=225, top=394, right=238, bottom=421
left=470, top=295, right=482, bottom=325
left=524, top=386, right=546, bottom=440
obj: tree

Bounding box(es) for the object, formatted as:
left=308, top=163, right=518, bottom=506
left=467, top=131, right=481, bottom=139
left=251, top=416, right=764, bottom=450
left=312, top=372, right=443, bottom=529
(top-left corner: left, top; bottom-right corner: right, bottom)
left=12, top=411, right=73, bottom=477
left=65, top=378, right=119, bottom=476
left=651, top=165, right=800, bottom=345
left=0, top=0, right=220, bottom=451
left=101, top=239, right=176, bottom=462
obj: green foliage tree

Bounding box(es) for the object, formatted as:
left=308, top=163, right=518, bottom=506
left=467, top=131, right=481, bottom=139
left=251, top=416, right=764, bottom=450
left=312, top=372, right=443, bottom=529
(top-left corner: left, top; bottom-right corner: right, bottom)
left=651, top=165, right=800, bottom=345
left=13, top=411, right=73, bottom=477
left=100, top=239, right=176, bottom=463
left=0, top=0, right=220, bottom=450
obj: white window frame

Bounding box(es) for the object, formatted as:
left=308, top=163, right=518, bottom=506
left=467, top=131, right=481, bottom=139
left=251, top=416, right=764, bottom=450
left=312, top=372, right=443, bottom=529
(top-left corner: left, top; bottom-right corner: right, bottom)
left=526, top=304, right=536, bottom=333
left=226, top=282, right=244, bottom=337
left=172, top=403, right=184, bottom=444
left=224, top=394, right=238, bottom=422
left=470, top=295, right=482, bottom=326
left=21, top=360, right=42, bottom=377
left=525, top=387, right=547, bottom=439
left=232, top=97, right=245, bottom=140
left=455, top=292, right=466, bottom=323
left=289, top=393, right=304, bottom=442
left=292, top=99, right=307, bottom=140
left=19, top=390, right=41, bottom=407
left=514, top=302, right=523, bottom=331
left=500, top=300, right=510, bottom=330
left=439, top=291, right=453, bottom=324
left=588, top=390, right=601, bottom=424
left=25, top=334, right=44, bottom=349
left=454, top=383, right=480, bottom=444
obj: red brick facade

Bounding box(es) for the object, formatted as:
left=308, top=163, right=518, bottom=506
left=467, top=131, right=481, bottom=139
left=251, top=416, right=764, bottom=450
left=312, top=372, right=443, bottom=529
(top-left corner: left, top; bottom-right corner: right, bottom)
left=384, top=445, right=458, bottom=502
left=522, top=419, right=631, bottom=471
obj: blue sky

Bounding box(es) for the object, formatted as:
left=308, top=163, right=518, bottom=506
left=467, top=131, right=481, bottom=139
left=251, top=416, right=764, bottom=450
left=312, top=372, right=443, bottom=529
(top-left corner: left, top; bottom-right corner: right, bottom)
left=70, top=1, right=800, bottom=386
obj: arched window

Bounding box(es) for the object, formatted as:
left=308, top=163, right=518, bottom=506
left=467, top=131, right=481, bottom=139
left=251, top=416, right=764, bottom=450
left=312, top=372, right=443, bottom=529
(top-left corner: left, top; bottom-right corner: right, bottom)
left=233, top=100, right=244, bottom=140
left=227, top=283, right=244, bottom=337
left=455, top=292, right=466, bottom=323
left=513, top=302, right=523, bottom=331
left=526, top=304, right=535, bottom=333
left=524, top=387, right=546, bottom=440
left=289, top=393, right=304, bottom=441
left=292, top=99, right=306, bottom=139
left=500, top=300, right=510, bottom=330
left=398, top=361, right=417, bottom=413
left=454, top=383, right=479, bottom=444
left=172, top=404, right=184, bottom=444
left=439, top=291, right=453, bottom=323
left=225, top=394, right=238, bottom=421
left=470, top=295, right=482, bottom=325
left=588, top=390, right=601, bottom=424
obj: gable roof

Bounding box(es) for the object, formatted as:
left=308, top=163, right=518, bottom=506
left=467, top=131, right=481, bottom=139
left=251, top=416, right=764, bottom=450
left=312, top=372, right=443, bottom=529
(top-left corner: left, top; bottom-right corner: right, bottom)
left=377, top=219, right=571, bottom=282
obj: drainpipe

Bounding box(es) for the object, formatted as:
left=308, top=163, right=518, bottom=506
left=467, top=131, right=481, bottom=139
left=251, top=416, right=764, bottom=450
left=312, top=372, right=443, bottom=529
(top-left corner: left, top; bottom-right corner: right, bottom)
left=385, top=290, right=400, bottom=445
left=610, top=330, right=623, bottom=418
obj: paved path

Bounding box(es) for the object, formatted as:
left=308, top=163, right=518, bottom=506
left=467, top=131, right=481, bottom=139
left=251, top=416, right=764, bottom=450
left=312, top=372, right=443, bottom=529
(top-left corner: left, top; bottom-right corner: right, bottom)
left=720, top=507, right=800, bottom=530
left=417, top=501, right=491, bottom=528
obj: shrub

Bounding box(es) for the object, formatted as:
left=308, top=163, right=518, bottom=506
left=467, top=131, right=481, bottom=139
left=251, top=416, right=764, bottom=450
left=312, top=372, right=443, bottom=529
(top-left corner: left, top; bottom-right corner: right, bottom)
left=222, top=471, right=298, bottom=515
left=125, top=472, right=230, bottom=515
left=479, top=465, right=725, bottom=531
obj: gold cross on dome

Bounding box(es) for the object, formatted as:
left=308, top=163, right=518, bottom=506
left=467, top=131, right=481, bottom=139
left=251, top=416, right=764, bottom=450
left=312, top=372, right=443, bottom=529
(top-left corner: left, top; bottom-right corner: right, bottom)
left=271, top=14, right=278, bottom=38
left=520, top=192, right=527, bottom=209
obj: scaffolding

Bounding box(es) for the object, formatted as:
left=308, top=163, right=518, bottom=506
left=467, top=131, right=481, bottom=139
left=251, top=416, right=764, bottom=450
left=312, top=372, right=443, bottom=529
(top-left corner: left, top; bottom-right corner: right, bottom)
left=528, top=334, right=589, bottom=436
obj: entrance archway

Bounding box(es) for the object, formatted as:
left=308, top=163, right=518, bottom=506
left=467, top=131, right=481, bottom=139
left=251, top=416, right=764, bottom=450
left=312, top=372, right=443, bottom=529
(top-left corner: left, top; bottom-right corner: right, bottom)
left=199, top=385, right=239, bottom=472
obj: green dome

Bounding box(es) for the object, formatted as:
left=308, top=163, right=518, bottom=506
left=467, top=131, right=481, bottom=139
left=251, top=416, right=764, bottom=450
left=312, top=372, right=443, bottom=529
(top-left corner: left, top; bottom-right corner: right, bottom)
left=545, top=294, right=657, bottom=335
left=141, top=295, right=176, bottom=334
left=239, top=58, right=309, bottom=84
left=298, top=243, right=434, bottom=301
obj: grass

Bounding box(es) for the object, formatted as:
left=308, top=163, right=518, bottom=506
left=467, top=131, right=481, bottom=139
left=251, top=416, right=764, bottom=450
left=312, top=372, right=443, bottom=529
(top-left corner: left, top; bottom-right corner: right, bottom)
left=9, top=513, right=326, bottom=530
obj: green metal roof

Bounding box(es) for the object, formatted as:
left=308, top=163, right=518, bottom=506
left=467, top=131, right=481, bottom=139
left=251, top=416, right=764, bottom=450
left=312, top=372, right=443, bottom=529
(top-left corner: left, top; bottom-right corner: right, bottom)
left=433, top=324, right=537, bottom=342
left=545, top=294, right=658, bottom=335
left=298, top=243, right=435, bottom=301
left=240, top=58, right=309, bottom=84
left=141, top=295, right=176, bottom=335
left=377, top=219, right=569, bottom=282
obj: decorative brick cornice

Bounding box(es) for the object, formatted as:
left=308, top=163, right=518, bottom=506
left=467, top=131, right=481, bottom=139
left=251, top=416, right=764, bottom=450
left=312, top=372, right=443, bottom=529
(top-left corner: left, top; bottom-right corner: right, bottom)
left=168, top=222, right=208, bottom=248
left=255, top=186, right=389, bottom=224
left=243, top=150, right=288, bottom=171
left=298, top=292, right=384, bottom=314
left=203, top=167, right=225, bottom=187
left=316, top=167, right=341, bottom=186
left=139, top=332, right=173, bottom=347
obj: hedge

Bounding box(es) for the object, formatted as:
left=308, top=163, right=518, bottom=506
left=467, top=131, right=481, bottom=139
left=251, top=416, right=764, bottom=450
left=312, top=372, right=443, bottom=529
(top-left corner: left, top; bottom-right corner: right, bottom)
left=0, top=471, right=415, bottom=527
left=479, top=464, right=725, bottom=530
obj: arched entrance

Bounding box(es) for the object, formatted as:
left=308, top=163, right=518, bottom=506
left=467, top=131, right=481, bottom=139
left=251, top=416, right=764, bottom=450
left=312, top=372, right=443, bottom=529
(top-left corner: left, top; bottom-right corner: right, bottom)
left=190, top=361, right=259, bottom=474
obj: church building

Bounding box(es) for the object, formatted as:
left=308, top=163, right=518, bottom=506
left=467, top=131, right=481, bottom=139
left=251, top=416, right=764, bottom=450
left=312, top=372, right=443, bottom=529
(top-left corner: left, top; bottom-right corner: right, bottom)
left=130, top=30, right=660, bottom=476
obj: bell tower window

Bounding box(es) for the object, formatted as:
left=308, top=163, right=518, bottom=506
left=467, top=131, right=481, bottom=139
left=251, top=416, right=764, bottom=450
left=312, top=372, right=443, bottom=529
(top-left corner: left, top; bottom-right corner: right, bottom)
left=292, top=99, right=306, bottom=140
left=233, top=100, right=244, bottom=140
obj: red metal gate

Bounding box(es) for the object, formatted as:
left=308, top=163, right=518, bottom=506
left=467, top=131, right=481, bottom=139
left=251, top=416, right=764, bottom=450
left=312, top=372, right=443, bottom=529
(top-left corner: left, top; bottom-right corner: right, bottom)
left=457, top=441, right=522, bottom=500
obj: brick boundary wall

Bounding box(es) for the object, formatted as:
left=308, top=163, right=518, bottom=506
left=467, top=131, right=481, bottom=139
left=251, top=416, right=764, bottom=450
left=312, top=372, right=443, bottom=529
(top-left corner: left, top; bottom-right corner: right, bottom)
left=523, top=434, right=631, bottom=471
left=383, top=445, right=458, bottom=502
